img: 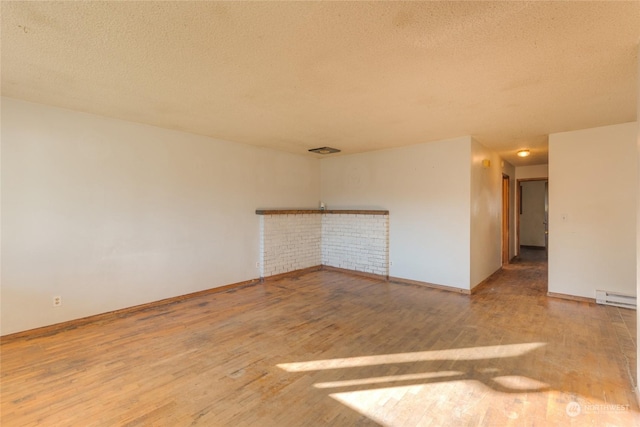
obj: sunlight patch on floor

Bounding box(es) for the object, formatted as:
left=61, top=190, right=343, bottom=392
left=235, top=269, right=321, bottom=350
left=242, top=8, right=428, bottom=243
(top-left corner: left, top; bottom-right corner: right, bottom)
left=491, top=375, right=549, bottom=391
left=330, top=382, right=638, bottom=426
left=278, top=342, right=640, bottom=425
left=277, top=342, right=547, bottom=372
left=314, top=371, right=463, bottom=389
left=330, top=380, right=491, bottom=426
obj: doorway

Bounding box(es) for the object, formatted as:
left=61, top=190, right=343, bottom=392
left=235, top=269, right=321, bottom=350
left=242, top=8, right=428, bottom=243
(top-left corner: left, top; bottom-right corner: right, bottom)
left=517, top=178, right=549, bottom=259
left=502, top=174, right=510, bottom=265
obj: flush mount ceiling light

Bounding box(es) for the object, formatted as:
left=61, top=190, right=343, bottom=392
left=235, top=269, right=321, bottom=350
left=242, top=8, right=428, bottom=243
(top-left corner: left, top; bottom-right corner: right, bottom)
left=309, top=147, right=341, bottom=155
left=517, top=149, right=531, bottom=158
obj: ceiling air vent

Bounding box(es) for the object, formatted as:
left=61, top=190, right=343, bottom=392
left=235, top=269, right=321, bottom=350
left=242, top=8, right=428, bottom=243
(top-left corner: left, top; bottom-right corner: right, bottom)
left=309, top=147, right=340, bottom=155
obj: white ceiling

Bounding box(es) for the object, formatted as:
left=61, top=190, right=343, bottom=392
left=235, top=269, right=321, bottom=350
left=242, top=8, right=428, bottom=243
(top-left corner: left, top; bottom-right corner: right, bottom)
left=2, top=1, right=639, bottom=166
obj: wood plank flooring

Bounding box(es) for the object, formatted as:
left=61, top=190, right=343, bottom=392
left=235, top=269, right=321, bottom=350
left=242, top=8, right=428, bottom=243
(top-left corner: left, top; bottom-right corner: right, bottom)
left=1, top=253, right=638, bottom=426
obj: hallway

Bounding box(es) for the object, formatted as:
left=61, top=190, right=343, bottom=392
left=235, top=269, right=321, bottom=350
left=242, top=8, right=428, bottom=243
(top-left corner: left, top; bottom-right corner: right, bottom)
left=491, top=245, right=635, bottom=390
left=470, top=246, right=637, bottom=423
left=1, top=257, right=639, bottom=426
left=478, top=246, right=549, bottom=296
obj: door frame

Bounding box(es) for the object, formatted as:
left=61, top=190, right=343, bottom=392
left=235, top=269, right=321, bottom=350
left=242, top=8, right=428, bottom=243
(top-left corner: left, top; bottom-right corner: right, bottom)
left=502, top=174, right=510, bottom=265
left=516, top=177, right=549, bottom=257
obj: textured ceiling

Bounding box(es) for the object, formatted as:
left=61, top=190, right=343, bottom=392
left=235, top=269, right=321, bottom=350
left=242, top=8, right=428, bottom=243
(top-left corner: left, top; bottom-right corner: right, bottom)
left=2, top=1, right=639, bottom=166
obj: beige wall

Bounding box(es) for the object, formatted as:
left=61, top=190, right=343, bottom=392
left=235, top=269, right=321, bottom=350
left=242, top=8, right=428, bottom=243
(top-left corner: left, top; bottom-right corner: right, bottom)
left=320, top=137, right=473, bottom=289
left=549, top=122, right=637, bottom=299
left=321, top=137, right=506, bottom=290
left=5, top=96, right=631, bottom=335
left=470, top=139, right=504, bottom=288
left=636, top=44, right=639, bottom=392
left=516, top=164, right=548, bottom=180
left=1, top=98, right=320, bottom=335
left=0, top=98, right=510, bottom=333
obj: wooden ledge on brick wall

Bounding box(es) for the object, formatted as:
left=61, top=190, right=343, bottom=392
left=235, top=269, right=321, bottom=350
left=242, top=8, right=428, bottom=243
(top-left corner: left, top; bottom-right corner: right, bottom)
left=255, top=209, right=389, bottom=215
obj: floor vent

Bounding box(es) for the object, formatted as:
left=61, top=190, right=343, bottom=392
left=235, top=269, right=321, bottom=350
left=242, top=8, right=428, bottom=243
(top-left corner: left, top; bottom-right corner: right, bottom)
left=595, top=290, right=636, bottom=309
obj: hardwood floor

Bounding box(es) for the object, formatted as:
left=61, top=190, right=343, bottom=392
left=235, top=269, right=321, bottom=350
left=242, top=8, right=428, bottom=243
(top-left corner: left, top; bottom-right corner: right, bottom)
left=1, top=255, right=638, bottom=426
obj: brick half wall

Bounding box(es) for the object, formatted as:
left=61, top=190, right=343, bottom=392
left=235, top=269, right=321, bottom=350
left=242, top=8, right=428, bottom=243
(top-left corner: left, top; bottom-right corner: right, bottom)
left=259, top=214, right=322, bottom=277
left=322, top=214, right=389, bottom=276
left=258, top=210, right=389, bottom=278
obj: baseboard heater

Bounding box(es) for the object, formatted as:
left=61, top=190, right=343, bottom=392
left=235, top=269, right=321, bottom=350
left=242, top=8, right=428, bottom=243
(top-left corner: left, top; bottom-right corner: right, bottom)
left=595, top=290, right=637, bottom=309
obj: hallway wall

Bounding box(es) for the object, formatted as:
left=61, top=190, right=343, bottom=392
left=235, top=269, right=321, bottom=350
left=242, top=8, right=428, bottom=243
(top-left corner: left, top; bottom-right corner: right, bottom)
left=549, top=122, right=638, bottom=299
left=516, top=164, right=548, bottom=180
left=635, top=44, right=639, bottom=393
left=470, top=138, right=504, bottom=288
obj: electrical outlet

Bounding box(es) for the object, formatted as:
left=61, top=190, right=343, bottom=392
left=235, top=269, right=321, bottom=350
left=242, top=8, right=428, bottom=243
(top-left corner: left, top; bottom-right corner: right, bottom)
left=53, top=296, right=62, bottom=307
left=390, top=261, right=393, bottom=266
left=256, top=262, right=260, bottom=268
